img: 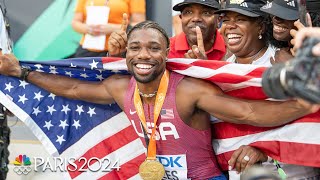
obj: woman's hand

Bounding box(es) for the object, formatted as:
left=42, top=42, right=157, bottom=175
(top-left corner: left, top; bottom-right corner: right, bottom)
left=228, top=145, right=268, bottom=174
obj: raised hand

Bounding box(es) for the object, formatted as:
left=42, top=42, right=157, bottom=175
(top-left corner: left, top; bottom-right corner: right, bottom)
left=228, top=145, right=267, bottom=174
left=291, top=27, right=320, bottom=57
left=107, top=13, right=129, bottom=56
left=184, top=26, right=208, bottom=60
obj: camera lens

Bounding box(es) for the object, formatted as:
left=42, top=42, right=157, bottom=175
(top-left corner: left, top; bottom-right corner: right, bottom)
left=262, top=63, right=289, bottom=99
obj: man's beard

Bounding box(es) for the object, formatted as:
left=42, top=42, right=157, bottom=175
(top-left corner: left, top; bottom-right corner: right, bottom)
left=130, top=69, right=162, bottom=84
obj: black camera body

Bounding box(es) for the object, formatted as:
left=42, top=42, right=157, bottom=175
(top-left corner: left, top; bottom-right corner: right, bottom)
left=262, top=37, right=320, bottom=103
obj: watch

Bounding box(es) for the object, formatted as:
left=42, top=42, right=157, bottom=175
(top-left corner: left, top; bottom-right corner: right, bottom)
left=19, top=67, right=32, bottom=82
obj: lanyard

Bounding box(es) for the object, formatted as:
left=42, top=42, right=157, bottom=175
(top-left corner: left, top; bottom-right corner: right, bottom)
left=89, top=0, right=109, bottom=6
left=133, top=70, right=169, bottom=160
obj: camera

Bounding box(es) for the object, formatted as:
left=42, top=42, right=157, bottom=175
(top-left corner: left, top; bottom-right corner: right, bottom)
left=262, top=37, right=320, bottom=103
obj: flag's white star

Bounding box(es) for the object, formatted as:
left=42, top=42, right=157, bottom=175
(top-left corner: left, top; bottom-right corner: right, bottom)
left=19, top=80, right=29, bottom=89
left=89, top=60, right=99, bottom=69
left=43, top=120, right=53, bottom=130
left=4, top=82, right=13, bottom=92
left=34, top=91, right=44, bottom=101
left=32, top=107, right=42, bottom=116
left=75, top=105, right=84, bottom=115
left=87, top=107, right=96, bottom=117
left=18, top=94, right=28, bottom=104
left=98, top=69, right=103, bottom=73
left=96, top=74, right=104, bottom=81
left=59, top=120, right=69, bottom=130
left=49, top=65, right=57, bottom=70
left=61, top=104, right=71, bottom=115
left=80, top=73, right=89, bottom=78
left=56, top=135, right=66, bottom=145
left=65, top=71, right=74, bottom=77
left=70, top=63, right=77, bottom=67
left=72, top=120, right=81, bottom=130
left=47, top=105, right=57, bottom=115
left=49, top=69, right=58, bottom=74
left=34, top=64, right=43, bottom=69
left=49, top=93, right=56, bottom=100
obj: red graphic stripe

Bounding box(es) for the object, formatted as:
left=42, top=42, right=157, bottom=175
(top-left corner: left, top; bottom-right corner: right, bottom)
left=98, top=154, right=145, bottom=180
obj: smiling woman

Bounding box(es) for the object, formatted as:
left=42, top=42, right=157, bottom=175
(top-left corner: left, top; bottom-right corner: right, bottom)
left=216, top=0, right=273, bottom=65
left=261, top=0, right=320, bottom=55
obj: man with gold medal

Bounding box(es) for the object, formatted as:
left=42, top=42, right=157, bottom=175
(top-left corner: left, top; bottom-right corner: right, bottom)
left=0, top=20, right=318, bottom=179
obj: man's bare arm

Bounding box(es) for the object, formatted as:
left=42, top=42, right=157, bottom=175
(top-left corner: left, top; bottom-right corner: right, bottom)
left=26, top=71, right=118, bottom=104
left=182, top=77, right=316, bottom=127
left=0, top=54, right=126, bottom=105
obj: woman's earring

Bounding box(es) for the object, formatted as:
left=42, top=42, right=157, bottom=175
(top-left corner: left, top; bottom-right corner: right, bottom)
left=258, top=34, right=262, bottom=40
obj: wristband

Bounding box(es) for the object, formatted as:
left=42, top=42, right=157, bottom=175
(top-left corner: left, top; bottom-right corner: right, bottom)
left=19, top=67, right=32, bottom=82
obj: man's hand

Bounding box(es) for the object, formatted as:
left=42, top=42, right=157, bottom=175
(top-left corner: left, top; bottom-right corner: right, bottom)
left=228, top=145, right=267, bottom=174
left=0, top=54, right=21, bottom=77
left=291, top=27, right=320, bottom=57
left=184, top=26, right=208, bottom=60
left=108, top=13, right=128, bottom=56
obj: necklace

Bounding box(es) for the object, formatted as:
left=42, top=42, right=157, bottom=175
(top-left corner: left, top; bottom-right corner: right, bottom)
left=138, top=89, right=157, bottom=98
left=235, top=46, right=266, bottom=64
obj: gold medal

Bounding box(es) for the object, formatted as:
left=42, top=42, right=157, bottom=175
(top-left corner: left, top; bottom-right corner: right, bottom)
left=139, top=160, right=165, bottom=180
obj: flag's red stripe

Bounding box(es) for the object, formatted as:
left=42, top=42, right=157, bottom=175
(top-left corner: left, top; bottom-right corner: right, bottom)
left=68, top=126, right=140, bottom=179
left=245, top=67, right=266, bottom=77
left=226, top=86, right=267, bottom=99
left=213, top=111, right=320, bottom=139
left=212, top=123, right=275, bottom=139
left=204, top=73, right=261, bottom=84
left=102, top=57, right=123, bottom=64
left=167, top=62, right=193, bottom=71
left=98, top=153, right=145, bottom=180
left=217, top=141, right=320, bottom=171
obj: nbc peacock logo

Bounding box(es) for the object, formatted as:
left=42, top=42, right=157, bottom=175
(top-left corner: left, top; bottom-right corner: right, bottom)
left=13, top=154, right=32, bottom=175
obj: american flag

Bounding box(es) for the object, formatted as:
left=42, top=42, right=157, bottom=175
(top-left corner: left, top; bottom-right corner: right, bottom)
left=0, top=57, right=319, bottom=179
left=0, top=57, right=145, bottom=179
left=164, top=58, right=320, bottom=171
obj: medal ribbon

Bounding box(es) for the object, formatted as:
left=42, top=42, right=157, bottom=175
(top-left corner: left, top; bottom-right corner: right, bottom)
left=134, top=70, right=169, bottom=160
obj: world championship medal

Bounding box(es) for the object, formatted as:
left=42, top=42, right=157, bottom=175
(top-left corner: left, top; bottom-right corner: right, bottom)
left=139, top=159, right=165, bottom=180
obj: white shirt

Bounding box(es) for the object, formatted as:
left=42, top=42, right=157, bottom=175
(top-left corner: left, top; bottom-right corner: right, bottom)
left=226, top=45, right=274, bottom=67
